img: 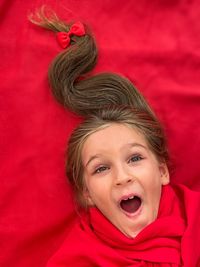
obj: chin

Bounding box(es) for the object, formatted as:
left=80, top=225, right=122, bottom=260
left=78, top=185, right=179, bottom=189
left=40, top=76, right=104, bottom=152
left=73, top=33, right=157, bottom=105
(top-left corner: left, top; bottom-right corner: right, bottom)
left=119, top=224, right=143, bottom=239
left=121, top=218, right=153, bottom=239
left=120, top=227, right=142, bottom=238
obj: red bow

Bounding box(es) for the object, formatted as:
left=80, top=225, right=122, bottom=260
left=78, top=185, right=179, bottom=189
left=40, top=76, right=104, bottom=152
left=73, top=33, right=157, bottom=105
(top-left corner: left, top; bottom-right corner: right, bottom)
left=56, top=22, right=85, bottom=49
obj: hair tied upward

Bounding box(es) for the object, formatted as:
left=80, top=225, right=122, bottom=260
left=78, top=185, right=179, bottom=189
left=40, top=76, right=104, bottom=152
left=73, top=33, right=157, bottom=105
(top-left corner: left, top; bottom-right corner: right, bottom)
left=56, top=22, right=86, bottom=49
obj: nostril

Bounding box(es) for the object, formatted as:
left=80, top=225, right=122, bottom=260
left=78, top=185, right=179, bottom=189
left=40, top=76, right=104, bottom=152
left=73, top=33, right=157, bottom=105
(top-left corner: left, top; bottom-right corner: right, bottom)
left=116, top=178, right=133, bottom=186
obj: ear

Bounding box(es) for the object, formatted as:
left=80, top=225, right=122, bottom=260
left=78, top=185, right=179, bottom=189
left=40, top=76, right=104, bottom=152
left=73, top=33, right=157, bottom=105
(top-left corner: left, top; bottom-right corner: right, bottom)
left=83, top=188, right=95, bottom=206
left=159, top=163, right=170, bottom=185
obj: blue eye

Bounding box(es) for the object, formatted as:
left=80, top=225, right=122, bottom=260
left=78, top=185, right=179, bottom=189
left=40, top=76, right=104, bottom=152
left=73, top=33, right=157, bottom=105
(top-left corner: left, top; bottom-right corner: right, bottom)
left=94, top=166, right=109, bottom=174
left=128, top=155, right=143, bottom=163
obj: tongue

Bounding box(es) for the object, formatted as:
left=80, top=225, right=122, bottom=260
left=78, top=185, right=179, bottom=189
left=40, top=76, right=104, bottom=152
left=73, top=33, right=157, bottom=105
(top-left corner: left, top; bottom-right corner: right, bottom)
left=120, top=196, right=141, bottom=213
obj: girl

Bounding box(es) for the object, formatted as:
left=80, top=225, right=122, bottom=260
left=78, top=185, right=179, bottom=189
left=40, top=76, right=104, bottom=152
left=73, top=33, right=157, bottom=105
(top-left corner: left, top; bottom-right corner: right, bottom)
left=30, top=8, right=200, bottom=267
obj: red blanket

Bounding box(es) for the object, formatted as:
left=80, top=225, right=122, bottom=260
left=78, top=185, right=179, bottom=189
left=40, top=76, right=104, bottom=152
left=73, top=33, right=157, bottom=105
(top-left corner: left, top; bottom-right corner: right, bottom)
left=46, top=184, right=200, bottom=266
left=1, top=1, right=200, bottom=267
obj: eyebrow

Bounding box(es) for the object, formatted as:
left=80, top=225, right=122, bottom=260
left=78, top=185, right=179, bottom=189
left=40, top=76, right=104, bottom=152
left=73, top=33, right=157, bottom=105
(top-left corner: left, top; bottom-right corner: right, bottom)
left=85, top=143, right=147, bottom=167
left=85, top=154, right=102, bottom=167
left=126, top=142, right=147, bottom=150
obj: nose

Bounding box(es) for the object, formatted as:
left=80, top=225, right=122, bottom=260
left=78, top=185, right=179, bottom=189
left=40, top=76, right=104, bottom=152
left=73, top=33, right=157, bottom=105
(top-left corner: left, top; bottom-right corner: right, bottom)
left=114, top=165, right=134, bottom=186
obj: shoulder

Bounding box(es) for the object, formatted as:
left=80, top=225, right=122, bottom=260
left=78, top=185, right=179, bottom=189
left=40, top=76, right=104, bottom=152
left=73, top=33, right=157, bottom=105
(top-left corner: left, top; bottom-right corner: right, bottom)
left=172, top=183, right=200, bottom=209
left=46, top=220, right=96, bottom=266
left=171, top=183, right=200, bottom=226
left=172, top=184, right=200, bottom=266
left=46, top=218, right=121, bottom=267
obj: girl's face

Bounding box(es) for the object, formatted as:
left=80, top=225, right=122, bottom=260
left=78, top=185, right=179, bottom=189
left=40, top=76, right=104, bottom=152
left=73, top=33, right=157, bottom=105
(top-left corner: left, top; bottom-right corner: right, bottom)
left=82, top=123, right=169, bottom=238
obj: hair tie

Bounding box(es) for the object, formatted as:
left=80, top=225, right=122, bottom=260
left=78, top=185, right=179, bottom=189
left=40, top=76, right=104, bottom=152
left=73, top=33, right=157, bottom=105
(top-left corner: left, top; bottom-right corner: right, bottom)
left=56, top=22, right=85, bottom=49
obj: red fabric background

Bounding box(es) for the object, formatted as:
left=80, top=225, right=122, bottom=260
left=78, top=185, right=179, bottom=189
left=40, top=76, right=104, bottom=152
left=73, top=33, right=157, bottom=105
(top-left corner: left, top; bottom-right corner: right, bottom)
left=0, top=1, right=200, bottom=267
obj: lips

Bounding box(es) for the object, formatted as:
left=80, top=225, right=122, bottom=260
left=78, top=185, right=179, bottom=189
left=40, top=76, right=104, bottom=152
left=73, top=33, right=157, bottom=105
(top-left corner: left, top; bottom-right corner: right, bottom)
left=119, top=195, right=142, bottom=214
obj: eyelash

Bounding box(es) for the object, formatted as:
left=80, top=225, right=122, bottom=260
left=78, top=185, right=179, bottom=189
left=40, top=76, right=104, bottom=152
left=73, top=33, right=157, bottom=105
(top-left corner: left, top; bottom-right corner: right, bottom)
left=94, top=165, right=109, bottom=174
left=128, top=154, right=143, bottom=163
left=93, top=155, right=143, bottom=174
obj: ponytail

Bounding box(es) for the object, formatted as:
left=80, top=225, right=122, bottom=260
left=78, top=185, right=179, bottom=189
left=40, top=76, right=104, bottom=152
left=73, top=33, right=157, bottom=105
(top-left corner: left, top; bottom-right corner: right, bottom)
left=30, top=8, right=169, bottom=204
left=30, top=7, right=155, bottom=117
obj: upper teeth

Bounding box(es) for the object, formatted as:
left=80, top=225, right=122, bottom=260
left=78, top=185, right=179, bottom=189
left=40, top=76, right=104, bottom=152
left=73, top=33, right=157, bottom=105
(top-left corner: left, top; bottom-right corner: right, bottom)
left=123, top=196, right=134, bottom=200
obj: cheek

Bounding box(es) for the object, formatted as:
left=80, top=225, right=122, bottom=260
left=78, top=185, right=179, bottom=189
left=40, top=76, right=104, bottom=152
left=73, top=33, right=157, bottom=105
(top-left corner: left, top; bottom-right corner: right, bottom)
left=84, top=175, right=101, bottom=197
left=146, top=163, right=164, bottom=183
left=146, top=179, right=163, bottom=208
left=88, top=180, right=106, bottom=197
left=140, top=166, right=164, bottom=196
left=85, top=177, right=111, bottom=204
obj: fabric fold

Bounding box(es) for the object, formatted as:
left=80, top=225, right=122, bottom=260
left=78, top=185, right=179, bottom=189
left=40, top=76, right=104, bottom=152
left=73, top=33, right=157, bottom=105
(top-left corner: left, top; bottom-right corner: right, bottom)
left=46, top=184, right=200, bottom=266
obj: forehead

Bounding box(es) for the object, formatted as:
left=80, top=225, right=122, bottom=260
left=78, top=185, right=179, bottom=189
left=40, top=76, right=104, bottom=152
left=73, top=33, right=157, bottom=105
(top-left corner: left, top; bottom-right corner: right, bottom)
left=82, top=123, right=148, bottom=154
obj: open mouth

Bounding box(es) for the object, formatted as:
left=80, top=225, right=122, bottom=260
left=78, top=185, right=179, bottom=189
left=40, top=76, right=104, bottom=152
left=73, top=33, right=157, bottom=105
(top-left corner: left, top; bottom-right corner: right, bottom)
left=120, top=195, right=142, bottom=214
